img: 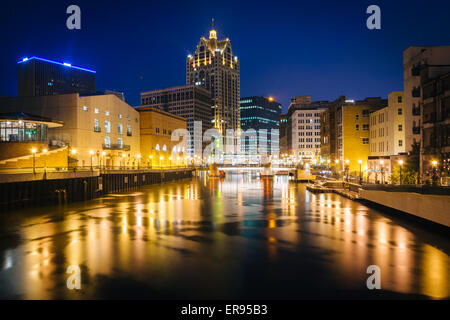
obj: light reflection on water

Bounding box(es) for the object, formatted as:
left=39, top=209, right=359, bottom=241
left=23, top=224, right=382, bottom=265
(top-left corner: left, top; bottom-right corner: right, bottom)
left=0, top=171, right=448, bottom=299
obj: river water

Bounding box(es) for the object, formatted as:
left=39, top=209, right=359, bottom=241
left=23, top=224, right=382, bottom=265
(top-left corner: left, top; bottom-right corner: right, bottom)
left=0, top=171, right=448, bottom=299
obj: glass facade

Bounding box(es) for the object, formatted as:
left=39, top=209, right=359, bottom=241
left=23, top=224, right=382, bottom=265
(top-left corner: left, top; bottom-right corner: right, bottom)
left=0, top=121, right=48, bottom=142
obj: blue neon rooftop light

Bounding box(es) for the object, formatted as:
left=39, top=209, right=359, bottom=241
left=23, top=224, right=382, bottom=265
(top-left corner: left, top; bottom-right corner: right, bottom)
left=17, top=56, right=96, bottom=73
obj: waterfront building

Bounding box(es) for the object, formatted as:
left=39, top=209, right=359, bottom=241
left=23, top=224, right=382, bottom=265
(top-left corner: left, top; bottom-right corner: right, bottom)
left=420, top=69, right=450, bottom=182
left=240, top=96, right=281, bottom=156
left=403, top=46, right=450, bottom=154
left=17, top=56, right=96, bottom=97
left=137, top=107, right=187, bottom=167
left=140, top=85, right=212, bottom=156
left=186, top=28, right=240, bottom=136
left=0, top=93, right=140, bottom=168
left=368, top=92, right=406, bottom=183
left=288, top=96, right=329, bottom=164
left=0, top=112, right=67, bottom=169
left=279, top=113, right=289, bottom=156
left=321, top=97, right=386, bottom=175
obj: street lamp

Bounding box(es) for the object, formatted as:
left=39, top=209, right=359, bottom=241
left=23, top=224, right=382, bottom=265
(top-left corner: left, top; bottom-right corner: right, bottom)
left=101, top=151, right=106, bottom=169
left=431, top=160, right=438, bottom=185
left=358, top=159, right=363, bottom=184
left=31, top=148, right=37, bottom=174
left=122, top=153, right=126, bottom=169
left=345, top=159, right=349, bottom=182
left=89, top=150, right=94, bottom=171
left=43, top=148, right=48, bottom=173
left=380, top=160, right=385, bottom=184
left=398, top=160, right=404, bottom=185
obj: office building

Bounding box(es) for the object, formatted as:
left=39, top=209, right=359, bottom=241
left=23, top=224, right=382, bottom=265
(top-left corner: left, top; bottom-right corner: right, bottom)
left=186, top=28, right=240, bottom=135
left=140, top=85, right=212, bottom=156
left=17, top=56, right=96, bottom=97
left=240, top=96, right=281, bottom=156
left=279, top=113, right=289, bottom=155
left=321, top=97, right=386, bottom=174
left=0, top=93, right=140, bottom=168
left=137, top=107, right=187, bottom=167
left=288, top=96, right=329, bottom=163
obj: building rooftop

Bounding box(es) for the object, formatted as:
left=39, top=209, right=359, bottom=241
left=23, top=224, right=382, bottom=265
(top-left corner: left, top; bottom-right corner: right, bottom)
left=17, top=56, right=96, bottom=74
left=0, top=112, right=64, bottom=127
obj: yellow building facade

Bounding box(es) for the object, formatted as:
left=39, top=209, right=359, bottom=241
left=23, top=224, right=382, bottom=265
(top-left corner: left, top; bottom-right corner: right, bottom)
left=337, top=102, right=384, bottom=175
left=138, top=107, right=187, bottom=168
left=0, top=93, right=141, bottom=169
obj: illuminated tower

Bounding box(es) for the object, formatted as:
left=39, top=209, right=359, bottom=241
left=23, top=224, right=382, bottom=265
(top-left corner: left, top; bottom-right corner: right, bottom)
left=186, top=27, right=240, bottom=135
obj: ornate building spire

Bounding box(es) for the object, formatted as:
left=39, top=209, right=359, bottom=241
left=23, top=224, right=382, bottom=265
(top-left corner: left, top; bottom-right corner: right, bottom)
left=209, top=18, right=217, bottom=40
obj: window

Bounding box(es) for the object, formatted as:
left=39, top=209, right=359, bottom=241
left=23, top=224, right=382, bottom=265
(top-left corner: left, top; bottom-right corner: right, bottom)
left=155, top=144, right=160, bottom=151
left=355, top=114, right=359, bottom=121
left=398, top=140, right=403, bottom=147
left=118, top=123, right=123, bottom=135
left=162, top=145, right=167, bottom=152
left=398, top=108, right=402, bottom=115
left=127, top=125, right=132, bottom=136
left=398, top=96, right=402, bottom=103
left=118, top=138, right=123, bottom=148
left=363, top=124, right=369, bottom=131
left=94, top=108, right=99, bottom=114
left=94, top=119, right=100, bottom=132
left=163, top=129, right=167, bottom=134
left=398, top=124, right=403, bottom=131
left=118, top=114, right=122, bottom=119
left=362, top=109, right=369, bottom=118
left=355, top=124, right=359, bottom=131
left=105, top=121, right=111, bottom=133
left=156, top=128, right=160, bottom=133
left=105, top=111, right=110, bottom=116
left=362, top=138, right=369, bottom=144
left=83, top=106, right=88, bottom=111
left=104, top=136, right=111, bottom=148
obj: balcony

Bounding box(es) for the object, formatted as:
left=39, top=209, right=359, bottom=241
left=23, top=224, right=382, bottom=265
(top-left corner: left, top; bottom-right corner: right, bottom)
left=102, top=144, right=130, bottom=151
left=412, top=126, right=420, bottom=135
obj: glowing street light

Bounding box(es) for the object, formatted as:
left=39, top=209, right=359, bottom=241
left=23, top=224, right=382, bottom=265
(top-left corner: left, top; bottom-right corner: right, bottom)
left=398, top=159, right=404, bottom=185
left=89, top=150, right=94, bottom=171
left=31, top=148, right=37, bottom=174
left=43, top=148, right=48, bottom=173
left=358, top=160, right=363, bottom=184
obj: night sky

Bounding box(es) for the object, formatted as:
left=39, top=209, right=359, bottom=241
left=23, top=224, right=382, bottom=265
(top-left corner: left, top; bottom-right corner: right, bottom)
left=1, top=0, right=450, bottom=111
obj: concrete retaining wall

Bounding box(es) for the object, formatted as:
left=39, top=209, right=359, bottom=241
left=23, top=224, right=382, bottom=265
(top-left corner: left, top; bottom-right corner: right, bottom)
left=359, top=189, right=450, bottom=227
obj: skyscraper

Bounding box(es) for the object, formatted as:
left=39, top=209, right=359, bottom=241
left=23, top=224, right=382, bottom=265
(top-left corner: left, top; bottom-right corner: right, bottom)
left=240, top=96, right=281, bottom=155
left=17, top=56, right=96, bottom=97
left=140, top=84, right=212, bottom=156
left=186, top=28, right=240, bottom=136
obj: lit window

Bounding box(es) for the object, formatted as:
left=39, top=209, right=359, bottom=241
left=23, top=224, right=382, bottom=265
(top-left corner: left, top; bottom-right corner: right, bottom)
left=105, top=121, right=111, bottom=133
left=83, top=106, right=88, bottom=111
left=104, top=136, right=111, bottom=147
left=105, top=111, right=110, bottom=116
left=94, top=108, right=99, bottom=114
left=118, top=114, right=122, bottom=119
left=118, top=123, right=123, bottom=135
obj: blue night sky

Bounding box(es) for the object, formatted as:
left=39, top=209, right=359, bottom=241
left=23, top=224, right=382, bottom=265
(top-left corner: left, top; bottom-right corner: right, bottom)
left=1, top=0, right=450, bottom=111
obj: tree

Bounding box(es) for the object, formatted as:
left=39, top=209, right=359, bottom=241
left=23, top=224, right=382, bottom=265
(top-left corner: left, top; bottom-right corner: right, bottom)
left=406, top=141, right=420, bottom=184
